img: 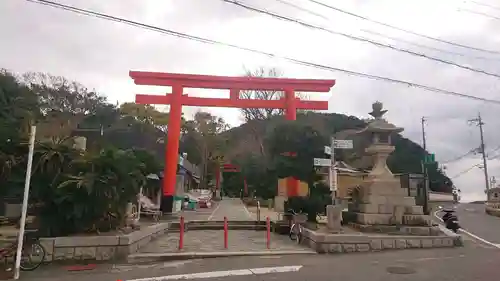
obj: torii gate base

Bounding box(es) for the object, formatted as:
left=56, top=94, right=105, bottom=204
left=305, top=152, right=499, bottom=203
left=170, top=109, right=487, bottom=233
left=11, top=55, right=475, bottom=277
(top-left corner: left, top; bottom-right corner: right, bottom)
left=130, top=71, right=335, bottom=213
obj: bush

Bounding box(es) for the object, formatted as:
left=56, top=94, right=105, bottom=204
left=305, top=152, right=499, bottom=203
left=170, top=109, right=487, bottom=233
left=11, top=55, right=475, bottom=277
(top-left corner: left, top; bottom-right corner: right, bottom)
left=0, top=140, right=160, bottom=237
left=33, top=147, right=151, bottom=236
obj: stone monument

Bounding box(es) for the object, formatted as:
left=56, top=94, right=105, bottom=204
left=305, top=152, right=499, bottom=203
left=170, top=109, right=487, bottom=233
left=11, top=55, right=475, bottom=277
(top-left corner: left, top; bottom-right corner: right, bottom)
left=326, top=205, right=343, bottom=233
left=351, top=102, right=431, bottom=232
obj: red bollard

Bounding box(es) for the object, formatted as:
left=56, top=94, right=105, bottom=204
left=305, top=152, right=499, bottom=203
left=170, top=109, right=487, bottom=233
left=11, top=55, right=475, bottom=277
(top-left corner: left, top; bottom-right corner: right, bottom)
left=224, top=216, right=228, bottom=249
left=266, top=217, right=271, bottom=249
left=179, top=216, right=184, bottom=250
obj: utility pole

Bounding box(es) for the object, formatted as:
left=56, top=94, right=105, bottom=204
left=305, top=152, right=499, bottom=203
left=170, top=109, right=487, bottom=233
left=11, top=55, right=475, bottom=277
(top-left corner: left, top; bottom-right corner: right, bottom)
left=420, top=117, right=429, bottom=214
left=421, top=117, right=427, bottom=151
left=469, top=113, right=490, bottom=201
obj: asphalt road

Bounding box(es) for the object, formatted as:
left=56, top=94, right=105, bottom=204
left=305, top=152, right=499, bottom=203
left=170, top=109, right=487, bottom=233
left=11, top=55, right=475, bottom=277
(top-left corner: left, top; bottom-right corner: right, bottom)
left=16, top=202, right=500, bottom=281
left=436, top=203, right=500, bottom=246
left=21, top=239, right=499, bottom=281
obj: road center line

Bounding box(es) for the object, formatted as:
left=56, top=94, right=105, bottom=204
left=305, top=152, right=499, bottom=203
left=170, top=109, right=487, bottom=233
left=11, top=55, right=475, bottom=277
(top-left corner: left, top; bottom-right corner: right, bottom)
left=207, top=202, right=221, bottom=221
left=242, top=202, right=253, bottom=220
left=433, top=210, right=500, bottom=249
left=125, top=265, right=303, bottom=281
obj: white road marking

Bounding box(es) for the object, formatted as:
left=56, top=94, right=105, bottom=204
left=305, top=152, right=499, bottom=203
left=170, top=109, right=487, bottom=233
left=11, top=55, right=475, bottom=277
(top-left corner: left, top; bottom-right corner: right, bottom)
left=242, top=202, right=253, bottom=220
left=126, top=265, right=303, bottom=281
left=207, top=203, right=221, bottom=221
left=433, top=210, right=500, bottom=249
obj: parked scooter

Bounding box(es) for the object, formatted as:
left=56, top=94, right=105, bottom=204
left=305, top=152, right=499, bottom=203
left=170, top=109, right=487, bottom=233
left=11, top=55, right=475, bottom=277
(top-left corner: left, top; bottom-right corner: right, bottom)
left=440, top=207, right=461, bottom=233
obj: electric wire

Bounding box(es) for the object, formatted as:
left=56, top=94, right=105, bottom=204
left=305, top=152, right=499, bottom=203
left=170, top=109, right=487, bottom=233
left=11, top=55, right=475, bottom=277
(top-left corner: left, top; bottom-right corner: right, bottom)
left=271, top=0, right=500, bottom=61
left=221, top=0, right=500, bottom=79
left=442, top=149, right=477, bottom=164
left=469, top=0, right=500, bottom=11
left=451, top=164, right=480, bottom=178
left=273, top=0, right=328, bottom=20
left=459, top=8, right=500, bottom=21
left=25, top=0, right=500, bottom=105
left=305, top=0, right=500, bottom=55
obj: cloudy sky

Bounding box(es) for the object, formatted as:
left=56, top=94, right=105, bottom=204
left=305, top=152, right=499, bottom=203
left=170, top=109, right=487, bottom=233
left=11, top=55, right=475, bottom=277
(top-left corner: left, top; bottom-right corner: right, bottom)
left=2, top=0, right=500, bottom=201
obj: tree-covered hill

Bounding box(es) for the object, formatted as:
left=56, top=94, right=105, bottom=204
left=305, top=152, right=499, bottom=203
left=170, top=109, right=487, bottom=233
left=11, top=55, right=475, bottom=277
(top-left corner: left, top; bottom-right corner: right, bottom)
left=220, top=111, right=453, bottom=193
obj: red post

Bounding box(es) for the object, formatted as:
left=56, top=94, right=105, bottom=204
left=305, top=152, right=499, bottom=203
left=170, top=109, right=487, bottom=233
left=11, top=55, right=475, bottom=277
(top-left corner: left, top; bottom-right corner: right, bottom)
left=179, top=216, right=184, bottom=250
left=224, top=216, right=228, bottom=249
left=266, top=217, right=271, bottom=249
left=284, top=88, right=299, bottom=197
left=162, top=84, right=183, bottom=209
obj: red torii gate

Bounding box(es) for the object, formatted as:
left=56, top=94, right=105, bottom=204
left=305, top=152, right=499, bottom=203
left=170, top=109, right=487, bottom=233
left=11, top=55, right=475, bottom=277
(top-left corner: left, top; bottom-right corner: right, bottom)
left=216, top=163, right=248, bottom=196
left=130, top=71, right=335, bottom=212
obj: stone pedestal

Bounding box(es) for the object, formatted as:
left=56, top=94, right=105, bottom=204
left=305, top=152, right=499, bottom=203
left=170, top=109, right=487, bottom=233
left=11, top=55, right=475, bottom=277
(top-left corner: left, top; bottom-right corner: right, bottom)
left=354, top=176, right=431, bottom=227
left=274, top=196, right=287, bottom=213
left=326, top=205, right=343, bottom=233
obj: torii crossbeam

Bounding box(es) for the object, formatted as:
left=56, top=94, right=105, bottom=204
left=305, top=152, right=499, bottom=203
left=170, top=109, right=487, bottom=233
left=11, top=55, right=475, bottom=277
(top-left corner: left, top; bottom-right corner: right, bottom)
left=130, top=70, right=335, bottom=212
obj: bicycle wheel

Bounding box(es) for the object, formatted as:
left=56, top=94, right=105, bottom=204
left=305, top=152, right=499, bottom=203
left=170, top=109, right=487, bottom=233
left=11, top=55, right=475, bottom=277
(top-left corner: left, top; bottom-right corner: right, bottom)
left=295, top=225, right=303, bottom=244
left=289, top=223, right=300, bottom=241
left=20, top=242, right=45, bottom=271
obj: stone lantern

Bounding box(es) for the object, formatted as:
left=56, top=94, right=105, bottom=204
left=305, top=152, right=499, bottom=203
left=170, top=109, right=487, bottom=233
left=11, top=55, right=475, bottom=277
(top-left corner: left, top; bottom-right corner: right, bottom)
left=351, top=102, right=432, bottom=232
left=362, top=101, right=403, bottom=179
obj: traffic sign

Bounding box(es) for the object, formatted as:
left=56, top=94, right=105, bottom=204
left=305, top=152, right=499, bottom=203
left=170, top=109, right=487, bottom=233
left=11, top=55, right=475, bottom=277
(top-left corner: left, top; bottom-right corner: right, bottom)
left=333, top=139, right=353, bottom=149
left=324, top=146, right=332, bottom=155
left=314, top=158, right=331, bottom=167
left=423, top=154, right=435, bottom=164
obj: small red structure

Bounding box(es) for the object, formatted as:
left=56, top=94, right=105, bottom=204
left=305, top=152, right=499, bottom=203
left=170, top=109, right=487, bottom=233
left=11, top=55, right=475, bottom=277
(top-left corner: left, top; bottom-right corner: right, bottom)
left=130, top=71, right=335, bottom=211
left=216, top=163, right=249, bottom=196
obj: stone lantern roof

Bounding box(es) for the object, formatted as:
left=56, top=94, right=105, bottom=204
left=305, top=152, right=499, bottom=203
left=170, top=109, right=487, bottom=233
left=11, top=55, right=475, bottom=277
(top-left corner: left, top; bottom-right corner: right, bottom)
left=357, top=101, right=403, bottom=135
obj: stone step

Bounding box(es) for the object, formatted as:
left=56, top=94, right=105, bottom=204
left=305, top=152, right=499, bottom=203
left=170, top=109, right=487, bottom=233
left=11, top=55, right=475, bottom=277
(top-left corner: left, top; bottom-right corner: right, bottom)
left=127, top=250, right=316, bottom=264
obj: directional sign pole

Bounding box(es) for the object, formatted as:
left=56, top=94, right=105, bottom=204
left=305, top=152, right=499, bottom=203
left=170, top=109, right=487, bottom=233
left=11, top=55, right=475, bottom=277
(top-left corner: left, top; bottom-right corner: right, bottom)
left=330, top=137, right=337, bottom=205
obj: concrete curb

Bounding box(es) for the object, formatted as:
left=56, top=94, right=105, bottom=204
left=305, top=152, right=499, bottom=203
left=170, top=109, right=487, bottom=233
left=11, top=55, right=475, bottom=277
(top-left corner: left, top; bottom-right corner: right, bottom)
left=127, top=250, right=316, bottom=263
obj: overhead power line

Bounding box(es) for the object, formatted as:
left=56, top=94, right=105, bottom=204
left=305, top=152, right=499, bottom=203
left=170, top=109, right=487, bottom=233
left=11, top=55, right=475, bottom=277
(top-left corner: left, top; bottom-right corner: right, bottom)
left=306, top=0, right=500, bottom=55
left=273, top=0, right=328, bottom=20
left=451, top=164, right=480, bottom=179
left=221, top=0, right=500, bottom=79
left=361, top=29, right=500, bottom=62
left=25, top=0, right=500, bottom=105
left=441, top=149, right=477, bottom=164
left=469, top=0, right=500, bottom=11
left=459, top=8, right=500, bottom=21
left=272, top=0, right=500, bottom=62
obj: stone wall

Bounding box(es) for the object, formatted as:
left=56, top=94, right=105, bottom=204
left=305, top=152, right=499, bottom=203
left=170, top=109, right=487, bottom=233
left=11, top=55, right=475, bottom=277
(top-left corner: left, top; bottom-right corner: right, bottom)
left=40, top=223, right=169, bottom=262
left=301, top=228, right=461, bottom=254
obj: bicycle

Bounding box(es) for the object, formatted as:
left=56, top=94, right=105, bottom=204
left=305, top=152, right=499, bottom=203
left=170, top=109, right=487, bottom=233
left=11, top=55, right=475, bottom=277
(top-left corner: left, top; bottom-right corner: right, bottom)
left=0, top=229, right=46, bottom=271
left=287, top=209, right=306, bottom=244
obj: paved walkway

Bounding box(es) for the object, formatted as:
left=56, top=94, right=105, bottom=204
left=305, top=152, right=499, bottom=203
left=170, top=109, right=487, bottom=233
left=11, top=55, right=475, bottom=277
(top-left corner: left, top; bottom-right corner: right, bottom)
left=137, top=199, right=313, bottom=254
left=138, top=230, right=311, bottom=253
left=208, top=198, right=253, bottom=221
left=246, top=205, right=281, bottom=221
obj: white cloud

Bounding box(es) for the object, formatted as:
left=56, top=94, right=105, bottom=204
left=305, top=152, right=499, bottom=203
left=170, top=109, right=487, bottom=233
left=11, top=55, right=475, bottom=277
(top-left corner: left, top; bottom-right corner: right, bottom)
left=2, top=0, right=500, bottom=201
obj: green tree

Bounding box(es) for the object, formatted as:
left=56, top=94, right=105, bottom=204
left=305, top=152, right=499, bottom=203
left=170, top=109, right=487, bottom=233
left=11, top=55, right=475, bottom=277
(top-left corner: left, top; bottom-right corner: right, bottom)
left=181, top=111, right=229, bottom=188
left=119, top=102, right=170, bottom=133
left=265, top=120, right=331, bottom=221
left=0, top=70, right=39, bottom=141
